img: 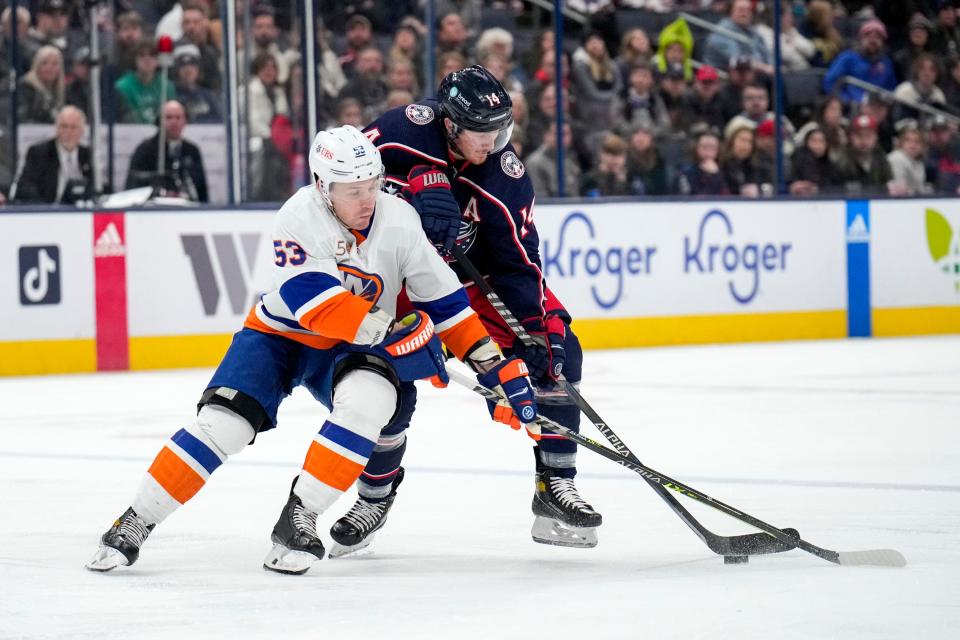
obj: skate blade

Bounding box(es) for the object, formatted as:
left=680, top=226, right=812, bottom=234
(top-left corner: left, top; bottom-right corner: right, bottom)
left=531, top=516, right=599, bottom=549
left=328, top=534, right=377, bottom=559
left=85, top=546, right=128, bottom=572
left=262, top=543, right=323, bottom=575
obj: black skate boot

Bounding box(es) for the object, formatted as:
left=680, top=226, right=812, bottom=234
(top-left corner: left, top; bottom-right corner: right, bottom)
left=263, top=478, right=326, bottom=575
left=86, top=507, right=156, bottom=572
left=328, top=467, right=405, bottom=558
left=532, top=464, right=602, bottom=549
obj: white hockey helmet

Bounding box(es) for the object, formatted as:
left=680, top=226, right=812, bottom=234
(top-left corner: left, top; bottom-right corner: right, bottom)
left=309, top=125, right=383, bottom=209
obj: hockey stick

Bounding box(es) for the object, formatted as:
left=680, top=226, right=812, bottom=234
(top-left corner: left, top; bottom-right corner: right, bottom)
left=450, top=246, right=793, bottom=557
left=449, top=368, right=906, bottom=567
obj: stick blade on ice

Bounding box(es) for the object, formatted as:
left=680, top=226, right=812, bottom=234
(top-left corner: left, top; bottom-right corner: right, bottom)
left=837, top=549, right=907, bottom=567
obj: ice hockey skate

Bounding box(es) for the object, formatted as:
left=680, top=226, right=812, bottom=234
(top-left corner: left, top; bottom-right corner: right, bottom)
left=328, top=467, right=405, bottom=558
left=531, top=468, right=602, bottom=548
left=86, top=507, right=156, bottom=572
left=263, top=483, right=325, bottom=575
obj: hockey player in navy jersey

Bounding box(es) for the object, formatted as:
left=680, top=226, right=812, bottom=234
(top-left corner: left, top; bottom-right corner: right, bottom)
left=329, top=66, right=603, bottom=553
left=85, top=125, right=539, bottom=575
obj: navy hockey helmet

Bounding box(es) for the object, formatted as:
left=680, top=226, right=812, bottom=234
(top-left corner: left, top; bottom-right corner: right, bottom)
left=438, top=65, right=514, bottom=153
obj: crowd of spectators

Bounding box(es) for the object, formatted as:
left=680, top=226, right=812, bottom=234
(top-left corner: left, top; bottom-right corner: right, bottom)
left=2, top=0, right=960, bottom=205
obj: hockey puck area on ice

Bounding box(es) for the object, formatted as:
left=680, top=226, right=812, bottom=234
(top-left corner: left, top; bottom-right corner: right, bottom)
left=724, top=555, right=749, bottom=564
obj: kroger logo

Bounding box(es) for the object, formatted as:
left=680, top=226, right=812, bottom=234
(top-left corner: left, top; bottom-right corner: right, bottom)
left=542, top=211, right=656, bottom=309
left=684, top=209, right=792, bottom=305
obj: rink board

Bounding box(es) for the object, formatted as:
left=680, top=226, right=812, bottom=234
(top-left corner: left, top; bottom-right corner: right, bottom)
left=1, top=198, right=957, bottom=375
left=869, top=199, right=960, bottom=336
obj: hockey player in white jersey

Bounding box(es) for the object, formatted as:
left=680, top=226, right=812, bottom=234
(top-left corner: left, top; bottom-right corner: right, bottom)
left=86, top=126, right=540, bottom=575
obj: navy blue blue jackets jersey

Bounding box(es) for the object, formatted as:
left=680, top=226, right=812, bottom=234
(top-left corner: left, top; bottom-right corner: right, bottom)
left=364, top=101, right=548, bottom=326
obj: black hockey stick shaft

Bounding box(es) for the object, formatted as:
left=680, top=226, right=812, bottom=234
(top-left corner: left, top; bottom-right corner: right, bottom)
left=449, top=369, right=909, bottom=567
left=450, top=245, right=788, bottom=556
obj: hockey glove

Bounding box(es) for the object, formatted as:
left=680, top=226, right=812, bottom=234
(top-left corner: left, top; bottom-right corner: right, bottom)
left=512, top=314, right=566, bottom=381
left=378, top=311, right=450, bottom=385
left=477, top=357, right=540, bottom=441
left=402, top=165, right=461, bottom=255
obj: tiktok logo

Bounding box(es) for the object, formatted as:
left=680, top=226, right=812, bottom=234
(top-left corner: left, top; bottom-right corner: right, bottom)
left=18, top=246, right=61, bottom=306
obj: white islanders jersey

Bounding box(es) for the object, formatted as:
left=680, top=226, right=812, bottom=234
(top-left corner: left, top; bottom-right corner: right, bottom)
left=244, top=187, right=487, bottom=358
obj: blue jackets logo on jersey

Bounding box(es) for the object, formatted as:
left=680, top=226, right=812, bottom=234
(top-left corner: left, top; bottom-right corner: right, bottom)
left=339, top=265, right=384, bottom=305
left=405, top=104, right=435, bottom=125
left=683, top=209, right=793, bottom=305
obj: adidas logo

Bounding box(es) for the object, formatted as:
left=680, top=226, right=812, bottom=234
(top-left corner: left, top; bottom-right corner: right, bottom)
left=846, top=213, right=869, bottom=243
left=94, top=222, right=126, bottom=258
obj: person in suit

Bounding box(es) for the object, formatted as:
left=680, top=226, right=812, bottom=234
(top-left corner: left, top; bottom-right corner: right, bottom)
left=125, top=100, right=208, bottom=202
left=12, top=106, right=92, bottom=204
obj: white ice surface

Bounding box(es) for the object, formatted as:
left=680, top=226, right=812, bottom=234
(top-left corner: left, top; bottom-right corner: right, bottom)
left=1, top=336, right=959, bottom=639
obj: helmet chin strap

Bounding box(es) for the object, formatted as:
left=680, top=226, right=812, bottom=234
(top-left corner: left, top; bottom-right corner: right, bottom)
left=444, top=118, right=467, bottom=160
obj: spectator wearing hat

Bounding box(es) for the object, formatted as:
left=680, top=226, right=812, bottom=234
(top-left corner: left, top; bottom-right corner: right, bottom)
left=173, top=44, right=222, bottom=123
left=892, top=54, right=948, bottom=125
left=675, top=127, right=729, bottom=196
left=654, top=17, right=694, bottom=82
left=65, top=46, right=95, bottom=118
left=888, top=122, right=932, bottom=196
left=894, top=15, right=935, bottom=82
left=126, top=100, right=208, bottom=202
left=718, top=55, right=758, bottom=123
left=932, top=0, right=960, bottom=58
left=581, top=133, right=631, bottom=197
left=835, top=115, right=898, bottom=196
left=619, top=62, right=670, bottom=138
left=113, top=12, right=145, bottom=77
left=756, top=1, right=815, bottom=72
left=625, top=123, right=669, bottom=196
left=18, top=45, right=65, bottom=124
left=525, top=120, right=581, bottom=197
left=823, top=19, right=897, bottom=104
left=703, top=0, right=773, bottom=75
left=176, top=1, right=221, bottom=93
left=657, top=62, right=689, bottom=131
left=1, top=5, right=31, bottom=77
left=753, top=118, right=781, bottom=186
left=789, top=125, right=842, bottom=196
left=115, top=40, right=175, bottom=125
left=925, top=116, right=960, bottom=194
left=338, top=14, right=378, bottom=80
left=24, top=0, right=81, bottom=64
left=572, top=32, right=622, bottom=133
left=683, top=65, right=726, bottom=131
left=11, top=106, right=92, bottom=204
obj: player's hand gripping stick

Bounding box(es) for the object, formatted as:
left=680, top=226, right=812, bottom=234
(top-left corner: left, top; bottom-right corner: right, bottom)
left=402, top=165, right=461, bottom=256
left=512, top=314, right=566, bottom=381
left=477, top=357, right=540, bottom=441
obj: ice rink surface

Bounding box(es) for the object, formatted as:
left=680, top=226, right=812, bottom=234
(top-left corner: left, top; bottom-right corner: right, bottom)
left=1, top=336, right=958, bottom=639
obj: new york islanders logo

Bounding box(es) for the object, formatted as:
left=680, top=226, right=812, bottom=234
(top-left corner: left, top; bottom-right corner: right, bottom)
left=405, top=104, right=435, bottom=125
left=500, top=151, right=524, bottom=179
left=339, top=265, right=384, bottom=304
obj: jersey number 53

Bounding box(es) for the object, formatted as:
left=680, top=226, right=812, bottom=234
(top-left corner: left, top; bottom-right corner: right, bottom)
left=274, top=240, right=306, bottom=267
